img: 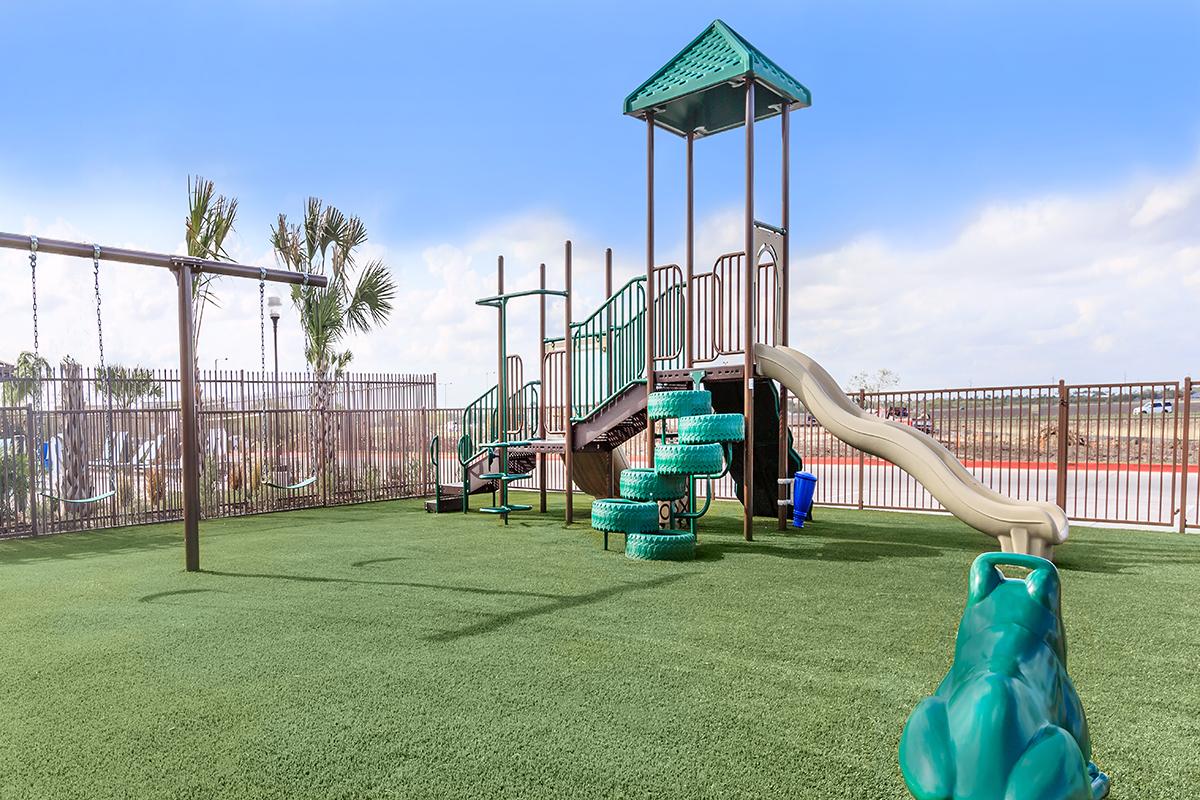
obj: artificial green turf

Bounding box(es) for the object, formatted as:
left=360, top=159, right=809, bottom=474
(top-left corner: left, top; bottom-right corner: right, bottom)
left=1, top=494, right=1197, bottom=799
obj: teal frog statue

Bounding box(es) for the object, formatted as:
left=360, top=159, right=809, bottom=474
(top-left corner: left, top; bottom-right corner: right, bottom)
left=899, top=553, right=1110, bottom=800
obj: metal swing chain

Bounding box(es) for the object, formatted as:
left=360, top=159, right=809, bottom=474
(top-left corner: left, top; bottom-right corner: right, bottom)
left=28, top=237, right=46, bottom=493
left=258, top=269, right=270, bottom=480
left=301, top=270, right=311, bottom=376
left=29, top=236, right=39, bottom=356
left=93, top=245, right=106, bottom=372
left=301, top=271, right=312, bottom=455
left=93, top=245, right=116, bottom=493
left=301, top=270, right=320, bottom=479
left=259, top=269, right=267, bottom=375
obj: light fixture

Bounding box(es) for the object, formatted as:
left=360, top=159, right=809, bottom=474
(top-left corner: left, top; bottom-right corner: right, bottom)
left=267, top=294, right=282, bottom=321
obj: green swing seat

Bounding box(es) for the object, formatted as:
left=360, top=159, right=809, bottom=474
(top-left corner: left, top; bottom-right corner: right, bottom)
left=41, top=489, right=116, bottom=505
left=262, top=475, right=317, bottom=491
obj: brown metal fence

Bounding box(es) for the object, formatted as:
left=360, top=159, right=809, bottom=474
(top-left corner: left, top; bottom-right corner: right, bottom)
left=433, top=379, right=1198, bottom=532
left=792, top=379, right=1198, bottom=530
left=0, top=368, right=436, bottom=538
left=6, top=371, right=1196, bottom=537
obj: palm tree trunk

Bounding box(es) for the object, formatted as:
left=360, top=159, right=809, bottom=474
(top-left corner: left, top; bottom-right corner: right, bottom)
left=312, top=364, right=335, bottom=501
left=60, top=361, right=94, bottom=515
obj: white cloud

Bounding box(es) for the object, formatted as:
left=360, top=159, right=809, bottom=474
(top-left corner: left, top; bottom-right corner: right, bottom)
left=779, top=164, right=1200, bottom=387
left=1132, top=178, right=1199, bottom=228
left=3, top=161, right=1198, bottom=404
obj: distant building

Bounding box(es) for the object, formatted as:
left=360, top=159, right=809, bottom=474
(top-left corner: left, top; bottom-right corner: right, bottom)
left=0, top=361, right=13, bottom=381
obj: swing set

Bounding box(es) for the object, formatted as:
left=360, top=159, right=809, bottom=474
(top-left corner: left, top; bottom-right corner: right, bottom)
left=255, top=267, right=318, bottom=492
left=26, top=240, right=118, bottom=507
left=2, top=231, right=328, bottom=571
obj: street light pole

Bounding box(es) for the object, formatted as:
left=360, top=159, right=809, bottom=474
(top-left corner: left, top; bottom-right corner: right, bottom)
left=268, top=295, right=281, bottom=382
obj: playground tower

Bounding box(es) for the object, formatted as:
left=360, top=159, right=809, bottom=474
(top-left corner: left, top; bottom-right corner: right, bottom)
left=623, top=20, right=812, bottom=539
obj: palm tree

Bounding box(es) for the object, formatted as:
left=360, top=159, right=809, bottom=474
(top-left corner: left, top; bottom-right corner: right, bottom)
left=2, top=352, right=51, bottom=407
left=269, top=198, right=395, bottom=490
left=2, top=352, right=50, bottom=516
left=184, top=177, right=238, bottom=494
left=185, top=176, right=238, bottom=345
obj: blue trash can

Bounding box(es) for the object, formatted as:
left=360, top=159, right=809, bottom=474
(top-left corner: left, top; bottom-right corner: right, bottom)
left=792, top=471, right=817, bottom=528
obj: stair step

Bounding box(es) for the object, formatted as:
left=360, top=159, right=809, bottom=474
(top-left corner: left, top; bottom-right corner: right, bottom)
left=479, top=504, right=533, bottom=514
left=479, top=472, right=532, bottom=481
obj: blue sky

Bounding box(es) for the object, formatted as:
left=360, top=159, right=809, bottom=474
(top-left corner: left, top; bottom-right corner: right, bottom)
left=1, top=1, right=1198, bottom=403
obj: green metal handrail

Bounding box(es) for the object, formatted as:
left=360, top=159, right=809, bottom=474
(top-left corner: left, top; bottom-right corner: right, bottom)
left=564, top=277, right=687, bottom=422
left=568, top=276, right=646, bottom=420
left=460, top=379, right=541, bottom=464
left=429, top=434, right=442, bottom=508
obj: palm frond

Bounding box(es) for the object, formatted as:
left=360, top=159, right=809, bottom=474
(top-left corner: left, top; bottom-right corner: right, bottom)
left=1, top=352, right=51, bottom=405
left=304, top=198, right=324, bottom=266
left=345, top=259, right=395, bottom=334
left=275, top=200, right=390, bottom=373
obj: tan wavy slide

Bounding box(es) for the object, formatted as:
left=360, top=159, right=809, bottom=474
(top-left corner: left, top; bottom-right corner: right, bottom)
left=755, top=345, right=1069, bottom=559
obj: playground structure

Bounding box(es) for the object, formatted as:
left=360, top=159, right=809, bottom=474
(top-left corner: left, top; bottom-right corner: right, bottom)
left=0, top=19, right=1120, bottom=798
left=430, top=20, right=1068, bottom=559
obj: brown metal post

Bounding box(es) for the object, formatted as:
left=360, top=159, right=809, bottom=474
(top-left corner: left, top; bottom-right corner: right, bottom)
left=1180, top=376, right=1192, bottom=533
left=427, top=376, right=436, bottom=494
left=645, top=112, right=657, bottom=465
left=25, top=404, right=37, bottom=535
left=742, top=79, right=756, bottom=541
left=176, top=262, right=201, bottom=572
left=777, top=105, right=791, bottom=531
left=564, top=241, right=575, bottom=524
left=685, top=130, right=695, bottom=368
left=1056, top=379, right=1069, bottom=511
left=538, top=262, right=547, bottom=514
left=604, top=248, right=615, bottom=498
left=858, top=389, right=866, bottom=510
left=497, top=256, right=506, bottom=522
left=605, top=248, right=614, bottom=397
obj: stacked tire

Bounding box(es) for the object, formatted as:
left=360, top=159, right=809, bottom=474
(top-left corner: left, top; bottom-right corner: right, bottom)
left=591, top=389, right=744, bottom=561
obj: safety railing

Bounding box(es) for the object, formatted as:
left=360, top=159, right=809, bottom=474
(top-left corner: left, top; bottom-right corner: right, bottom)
left=541, top=349, right=568, bottom=436
left=692, top=251, right=778, bottom=363
left=549, top=266, right=690, bottom=425
left=564, top=276, right=648, bottom=421
left=460, top=375, right=541, bottom=461
left=651, top=264, right=686, bottom=370
left=461, top=355, right=521, bottom=451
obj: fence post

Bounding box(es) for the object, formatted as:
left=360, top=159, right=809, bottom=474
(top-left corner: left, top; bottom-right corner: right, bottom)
left=857, top=389, right=866, bottom=510
left=239, top=370, right=247, bottom=514
left=1180, top=377, right=1192, bottom=534
left=1056, top=379, right=1069, bottom=512
left=26, top=404, right=38, bottom=536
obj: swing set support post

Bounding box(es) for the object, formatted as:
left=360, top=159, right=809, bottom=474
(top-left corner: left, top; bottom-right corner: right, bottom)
left=0, top=231, right=328, bottom=573
left=176, top=261, right=202, bottom=572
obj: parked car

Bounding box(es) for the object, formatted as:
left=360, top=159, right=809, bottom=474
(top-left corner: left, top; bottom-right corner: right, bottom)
left=1133, top=400, right=1173, bottom=415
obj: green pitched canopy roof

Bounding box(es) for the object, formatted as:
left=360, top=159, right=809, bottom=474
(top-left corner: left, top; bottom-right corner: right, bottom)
left=624, top=20, right=811, bottom=138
